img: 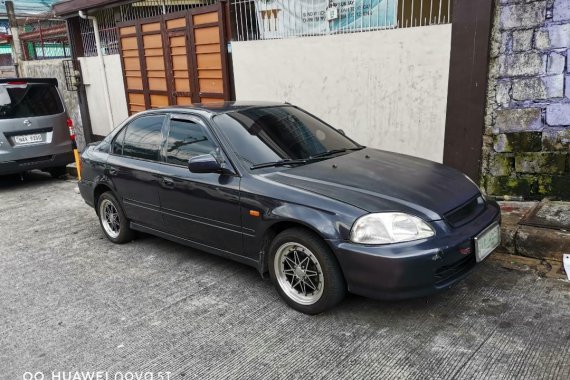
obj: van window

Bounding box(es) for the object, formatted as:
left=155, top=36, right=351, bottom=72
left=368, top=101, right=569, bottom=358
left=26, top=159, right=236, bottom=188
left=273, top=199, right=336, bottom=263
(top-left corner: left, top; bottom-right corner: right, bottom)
left=0, top=84, right=64, bottom=119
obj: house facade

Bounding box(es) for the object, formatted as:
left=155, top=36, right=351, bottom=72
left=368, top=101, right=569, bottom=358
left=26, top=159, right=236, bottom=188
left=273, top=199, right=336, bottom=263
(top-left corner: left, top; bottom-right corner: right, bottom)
left=47, top=0, right=568, bottom=200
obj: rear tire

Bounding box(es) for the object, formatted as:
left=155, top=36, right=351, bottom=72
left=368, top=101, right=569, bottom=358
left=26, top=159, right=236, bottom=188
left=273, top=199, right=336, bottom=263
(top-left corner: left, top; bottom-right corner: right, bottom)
left=268, top=228, right=346, bottom=314
left=48, top=166, right=67, bottom=179
left=97, top=192, right=134, bottom=244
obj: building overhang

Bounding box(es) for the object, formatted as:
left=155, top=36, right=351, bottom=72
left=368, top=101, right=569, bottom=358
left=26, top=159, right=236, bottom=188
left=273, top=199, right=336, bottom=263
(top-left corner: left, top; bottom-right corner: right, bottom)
left=53, top=0, right=136, bottom=18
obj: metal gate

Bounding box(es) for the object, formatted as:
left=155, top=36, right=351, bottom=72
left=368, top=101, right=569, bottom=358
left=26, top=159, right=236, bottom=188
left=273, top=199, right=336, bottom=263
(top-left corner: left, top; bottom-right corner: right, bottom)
left=117, top=4, right=231, bottom=114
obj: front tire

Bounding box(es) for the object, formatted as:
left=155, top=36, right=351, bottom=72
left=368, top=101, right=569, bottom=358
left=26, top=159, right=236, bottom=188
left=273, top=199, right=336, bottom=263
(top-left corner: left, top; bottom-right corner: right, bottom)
left=268, top=228, right=346, bottom=314
left=97, top=192, right=134, bottom=244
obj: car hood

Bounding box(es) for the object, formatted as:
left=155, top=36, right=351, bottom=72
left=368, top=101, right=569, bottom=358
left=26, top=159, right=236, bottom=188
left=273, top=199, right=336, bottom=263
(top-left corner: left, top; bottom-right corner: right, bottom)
left=265, top=148, right=480, bottom=221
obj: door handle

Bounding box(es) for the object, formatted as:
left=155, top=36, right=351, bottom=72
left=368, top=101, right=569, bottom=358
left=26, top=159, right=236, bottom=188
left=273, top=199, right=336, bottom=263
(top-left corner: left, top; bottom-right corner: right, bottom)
left=108, top=166, right=118, bottom=176
left=162, top=177, right=175, bottom=189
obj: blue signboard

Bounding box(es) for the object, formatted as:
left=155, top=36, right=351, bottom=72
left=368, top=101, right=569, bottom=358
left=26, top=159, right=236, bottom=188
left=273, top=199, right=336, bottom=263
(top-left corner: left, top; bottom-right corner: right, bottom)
left=254, top=0, right=398, bottom=39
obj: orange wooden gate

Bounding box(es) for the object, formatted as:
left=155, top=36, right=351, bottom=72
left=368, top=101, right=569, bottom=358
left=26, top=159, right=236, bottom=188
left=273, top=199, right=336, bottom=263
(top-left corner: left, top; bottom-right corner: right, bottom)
left=117, top=4, right=231, bottom=115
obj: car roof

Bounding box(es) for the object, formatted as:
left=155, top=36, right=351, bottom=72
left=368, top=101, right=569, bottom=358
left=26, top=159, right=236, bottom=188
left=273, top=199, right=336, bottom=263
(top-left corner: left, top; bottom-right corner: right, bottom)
left=145, top=101, right=288, bottom=118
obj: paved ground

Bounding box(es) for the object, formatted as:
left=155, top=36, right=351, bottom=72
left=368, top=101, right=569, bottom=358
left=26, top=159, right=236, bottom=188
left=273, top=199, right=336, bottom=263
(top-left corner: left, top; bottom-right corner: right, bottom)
left=1, top=172, right=569, bottom=380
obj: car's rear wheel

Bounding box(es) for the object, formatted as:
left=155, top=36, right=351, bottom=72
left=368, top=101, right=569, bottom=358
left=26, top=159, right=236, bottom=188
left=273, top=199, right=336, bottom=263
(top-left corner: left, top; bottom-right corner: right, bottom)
left=268, top=228, right=346, bottom=314
left=47, top=166, right=67, bottom=179
left=97, top=192, right=134, bottom=244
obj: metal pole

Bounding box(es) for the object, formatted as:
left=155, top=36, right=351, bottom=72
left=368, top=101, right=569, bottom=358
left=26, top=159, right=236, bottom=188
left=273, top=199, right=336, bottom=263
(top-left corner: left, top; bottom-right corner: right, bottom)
left=38, top=20, right=46, bottom=59
left=6, top=1, right=24, bottom=76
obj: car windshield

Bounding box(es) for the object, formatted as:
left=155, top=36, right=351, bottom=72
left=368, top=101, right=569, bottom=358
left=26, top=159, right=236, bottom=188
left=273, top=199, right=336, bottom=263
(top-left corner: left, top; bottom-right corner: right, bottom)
left=213, top=106, right=362, bottom=169
left=0, top=83, right=64, bottom=119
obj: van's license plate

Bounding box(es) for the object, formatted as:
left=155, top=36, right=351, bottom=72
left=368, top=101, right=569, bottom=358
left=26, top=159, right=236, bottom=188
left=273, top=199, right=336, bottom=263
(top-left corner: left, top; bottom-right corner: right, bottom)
left=14, top=134, right=42, bottom=145
left=475, top=223, right=500, bottom=262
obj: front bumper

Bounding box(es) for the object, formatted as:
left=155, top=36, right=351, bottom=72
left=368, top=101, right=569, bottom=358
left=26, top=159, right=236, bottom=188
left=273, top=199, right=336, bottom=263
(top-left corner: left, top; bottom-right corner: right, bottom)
left=330, top=200, right=501, bottom=300
left=0, top=151, right=74, bottom=176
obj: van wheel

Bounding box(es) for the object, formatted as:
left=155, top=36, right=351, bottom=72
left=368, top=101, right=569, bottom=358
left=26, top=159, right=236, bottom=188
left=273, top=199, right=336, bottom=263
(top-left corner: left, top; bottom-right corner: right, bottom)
left=48, top=166, right=67, bottom=179
left=268, top=228, right=346, bottom=315
left=97, top=192, right=134, bottom=244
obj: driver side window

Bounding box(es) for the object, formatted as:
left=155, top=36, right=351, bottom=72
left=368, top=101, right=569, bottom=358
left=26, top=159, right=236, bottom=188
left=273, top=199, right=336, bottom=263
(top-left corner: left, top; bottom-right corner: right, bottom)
left=166, top=118, right=217, bottom=166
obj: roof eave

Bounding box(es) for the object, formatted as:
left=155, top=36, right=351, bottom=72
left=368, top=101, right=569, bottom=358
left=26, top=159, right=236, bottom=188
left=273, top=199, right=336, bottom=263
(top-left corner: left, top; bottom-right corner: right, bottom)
left=53, top=0, right=136, bottom=18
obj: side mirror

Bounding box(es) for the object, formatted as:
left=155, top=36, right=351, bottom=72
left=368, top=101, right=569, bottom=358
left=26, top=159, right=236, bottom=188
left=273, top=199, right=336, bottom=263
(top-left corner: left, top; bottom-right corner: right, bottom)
left=188, top=153, right=233, bottom=175
left=337, top=129, right=346, bottom=136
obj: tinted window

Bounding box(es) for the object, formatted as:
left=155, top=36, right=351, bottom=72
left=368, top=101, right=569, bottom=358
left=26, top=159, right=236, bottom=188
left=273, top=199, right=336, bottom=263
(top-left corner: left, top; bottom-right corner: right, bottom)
left=122, top=115, right=165, bottom=161
left=213, top=106, right=359, bottom=168
left=166, top=119, right=216, bottom=166
left=0, top=84, right=64, bottom=119
left=112, top=127, right=126, bottom=155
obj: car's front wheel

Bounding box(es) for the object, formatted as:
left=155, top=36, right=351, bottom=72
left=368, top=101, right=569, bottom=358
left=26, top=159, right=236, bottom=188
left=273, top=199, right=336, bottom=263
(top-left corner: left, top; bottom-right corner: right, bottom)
left=97, top=192, right=134, bottom=244
left=268, top=228, right=346, bottom=314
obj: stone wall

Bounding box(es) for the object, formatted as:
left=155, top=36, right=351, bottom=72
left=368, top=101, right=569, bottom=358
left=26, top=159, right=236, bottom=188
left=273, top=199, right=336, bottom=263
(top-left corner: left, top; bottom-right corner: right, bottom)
left=482, top=0, right=570, bottom=200
left=20, top=60, right=86, bottom=150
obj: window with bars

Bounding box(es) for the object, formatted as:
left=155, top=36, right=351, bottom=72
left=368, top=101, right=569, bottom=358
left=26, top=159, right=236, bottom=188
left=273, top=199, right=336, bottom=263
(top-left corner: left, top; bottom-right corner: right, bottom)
left=18, top=16, right=71, bottom=60
left=79, top=0, right=217, bottom=57
left=77, top=0, right=454, bottom=56
left=231, top=0, right=454, bottom=41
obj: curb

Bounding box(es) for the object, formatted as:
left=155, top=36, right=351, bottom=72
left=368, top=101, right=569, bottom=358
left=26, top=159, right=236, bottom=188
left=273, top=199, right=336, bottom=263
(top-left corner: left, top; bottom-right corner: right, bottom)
left=499, top=200, right=570, bottom=264
left=66, top=162, right=78, bottom=178
left=489, top=251, right=568, bottom=280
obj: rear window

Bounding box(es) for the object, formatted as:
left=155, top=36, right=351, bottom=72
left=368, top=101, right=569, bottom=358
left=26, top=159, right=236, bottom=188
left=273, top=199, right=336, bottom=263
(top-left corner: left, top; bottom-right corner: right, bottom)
left=0, top=83, right=64, bottom=119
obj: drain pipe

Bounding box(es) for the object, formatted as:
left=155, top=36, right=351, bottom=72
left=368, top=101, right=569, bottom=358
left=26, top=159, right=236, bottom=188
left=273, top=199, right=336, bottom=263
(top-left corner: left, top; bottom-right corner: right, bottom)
left=79, top=10, right=115, bottom=132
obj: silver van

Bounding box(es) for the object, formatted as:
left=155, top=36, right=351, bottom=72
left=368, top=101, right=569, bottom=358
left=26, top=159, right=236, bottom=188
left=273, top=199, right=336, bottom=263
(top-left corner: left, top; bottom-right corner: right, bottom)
left=0, top=78, right=74, bottom=178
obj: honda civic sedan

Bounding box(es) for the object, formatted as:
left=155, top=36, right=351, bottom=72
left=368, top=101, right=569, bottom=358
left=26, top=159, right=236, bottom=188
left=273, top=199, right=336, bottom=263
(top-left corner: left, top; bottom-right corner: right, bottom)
left=79, top=102, right=501, bottom=314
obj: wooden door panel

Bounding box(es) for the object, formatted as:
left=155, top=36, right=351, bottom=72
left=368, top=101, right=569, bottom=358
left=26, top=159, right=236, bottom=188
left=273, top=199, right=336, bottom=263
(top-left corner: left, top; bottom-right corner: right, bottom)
left=195, top=44, right=220, bottom=54
left=141, top=22, right=161, bottom=33
left=120, top=36, right=138, bottom=50
left=198, top=78, right=223, bottom=93
left=200, top=97, right=222, bottom=104
left=126, top=76, right=143, bottom=90
left=194, top=27, right=220, bottom=45
left=166, top=17, right=186, bottom=29
left=143, top=34, right=162, bottom=48
left=128, top=93, right=146, bottom=113
left=176, top=96, right=193, bottom=105
left=150, top=94, right=169, bottom=108
left=118, top=4, right=230, bottom=115
left=193, top=12, right=218, bottom=25
left=120, top=26, right=136, bottom=35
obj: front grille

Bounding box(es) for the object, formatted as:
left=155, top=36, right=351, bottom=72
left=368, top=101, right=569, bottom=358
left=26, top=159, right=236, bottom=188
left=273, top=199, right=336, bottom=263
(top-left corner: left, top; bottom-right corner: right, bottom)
left=444, top=196, right=486, bottom=228
left=434, top=254, right=476, bottom=286
left=16, top=155, right=53, bottom=166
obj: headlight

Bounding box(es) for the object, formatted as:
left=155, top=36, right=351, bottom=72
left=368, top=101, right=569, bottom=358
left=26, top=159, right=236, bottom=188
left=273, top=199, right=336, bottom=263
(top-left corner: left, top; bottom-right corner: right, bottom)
left=350, top=213, right=435, bottom=245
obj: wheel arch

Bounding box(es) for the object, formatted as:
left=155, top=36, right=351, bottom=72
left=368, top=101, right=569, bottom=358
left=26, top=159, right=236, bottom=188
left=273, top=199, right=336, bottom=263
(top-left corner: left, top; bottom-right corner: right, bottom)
left=257, top=219, right=343, bottom=277
left=93, top=183, right=115, bottom=215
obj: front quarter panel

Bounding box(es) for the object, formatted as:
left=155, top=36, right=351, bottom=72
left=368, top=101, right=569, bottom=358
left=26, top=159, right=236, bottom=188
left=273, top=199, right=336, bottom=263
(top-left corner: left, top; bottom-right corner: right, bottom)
left=239, top=174, right=365, bottom=266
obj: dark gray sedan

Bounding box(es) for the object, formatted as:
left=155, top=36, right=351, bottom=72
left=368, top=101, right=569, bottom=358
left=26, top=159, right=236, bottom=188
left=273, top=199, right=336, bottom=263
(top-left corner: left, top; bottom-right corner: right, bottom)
left=78, top=102, right=501, bottom=314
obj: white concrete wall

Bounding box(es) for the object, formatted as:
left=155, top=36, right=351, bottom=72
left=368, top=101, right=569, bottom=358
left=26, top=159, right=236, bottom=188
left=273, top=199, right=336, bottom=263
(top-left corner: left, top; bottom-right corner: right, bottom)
left=79, top=54, right=129, bottom=136
left=232, top=25, right=452, bottom=163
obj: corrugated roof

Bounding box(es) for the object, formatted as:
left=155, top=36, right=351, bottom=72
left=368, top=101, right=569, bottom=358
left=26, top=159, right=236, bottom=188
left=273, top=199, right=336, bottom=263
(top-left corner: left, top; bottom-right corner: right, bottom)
left=0, top=0, right=56, bottom=16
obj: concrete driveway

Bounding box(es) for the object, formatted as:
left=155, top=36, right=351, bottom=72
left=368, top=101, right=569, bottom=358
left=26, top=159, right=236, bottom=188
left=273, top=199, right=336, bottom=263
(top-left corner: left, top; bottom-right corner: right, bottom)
left=1, top=172, right=569, bottom=380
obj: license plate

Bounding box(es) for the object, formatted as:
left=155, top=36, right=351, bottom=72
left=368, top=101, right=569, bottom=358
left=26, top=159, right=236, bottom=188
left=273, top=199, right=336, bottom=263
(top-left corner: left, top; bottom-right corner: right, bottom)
left=14, top=134, right=43, bottom=145
left=474, top=223, right=500, bottom=262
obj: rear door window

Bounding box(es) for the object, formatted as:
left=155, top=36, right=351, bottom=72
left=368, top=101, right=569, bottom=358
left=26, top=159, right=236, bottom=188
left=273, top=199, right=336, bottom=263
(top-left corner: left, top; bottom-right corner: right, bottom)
left=165, top=118, right=217, bottom=166
left=0, top=84, right=64, bottom=119
left=122, top=115, right=166, bottom=161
